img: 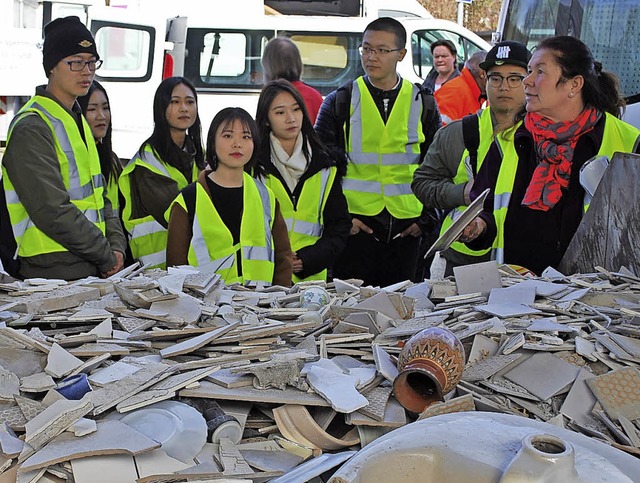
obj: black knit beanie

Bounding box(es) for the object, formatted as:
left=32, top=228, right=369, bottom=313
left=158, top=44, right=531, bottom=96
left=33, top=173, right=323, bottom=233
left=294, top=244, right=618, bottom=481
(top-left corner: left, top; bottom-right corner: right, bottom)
left=43, top=16, right=100, bottom=76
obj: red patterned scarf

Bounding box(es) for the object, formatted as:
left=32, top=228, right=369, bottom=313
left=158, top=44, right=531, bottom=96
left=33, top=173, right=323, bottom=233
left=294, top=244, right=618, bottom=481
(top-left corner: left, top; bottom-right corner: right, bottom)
left=522, top=108, right=601, bottom=211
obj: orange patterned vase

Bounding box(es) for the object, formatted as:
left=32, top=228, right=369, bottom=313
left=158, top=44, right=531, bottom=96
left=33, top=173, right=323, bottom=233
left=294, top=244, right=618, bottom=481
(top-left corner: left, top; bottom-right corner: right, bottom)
left=393, top=327, right=465, bottom=414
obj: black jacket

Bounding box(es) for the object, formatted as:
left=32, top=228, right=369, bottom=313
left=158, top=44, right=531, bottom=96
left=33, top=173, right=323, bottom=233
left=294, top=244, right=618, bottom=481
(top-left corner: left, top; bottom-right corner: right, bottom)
left=469, top=115, right=640, bottom=275
left=260, top=148, right=351, bottom=279
left=314, top=76, right=442, bottom=241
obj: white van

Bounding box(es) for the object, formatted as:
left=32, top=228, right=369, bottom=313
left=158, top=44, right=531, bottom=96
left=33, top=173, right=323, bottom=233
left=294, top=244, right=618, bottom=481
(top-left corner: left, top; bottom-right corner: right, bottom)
left=89, top=7, right=491, bottom=157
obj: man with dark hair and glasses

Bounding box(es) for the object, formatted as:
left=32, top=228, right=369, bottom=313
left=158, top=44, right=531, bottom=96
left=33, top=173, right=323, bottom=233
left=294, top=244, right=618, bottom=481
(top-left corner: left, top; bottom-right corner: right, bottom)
left=315, top=17, right=441, bottom=286
left=0, top=16, right=126, bottom=280
left=412, top=40, right=531, bottom=274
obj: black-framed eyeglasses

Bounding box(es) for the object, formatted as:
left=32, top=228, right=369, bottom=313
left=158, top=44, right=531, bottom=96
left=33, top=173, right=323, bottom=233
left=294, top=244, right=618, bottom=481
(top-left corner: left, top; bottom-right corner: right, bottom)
left=65, top=59, right=103, bottom=72
left=358, top=45, right=402, bottom=56
left=487, top=73, right=525, bottom=88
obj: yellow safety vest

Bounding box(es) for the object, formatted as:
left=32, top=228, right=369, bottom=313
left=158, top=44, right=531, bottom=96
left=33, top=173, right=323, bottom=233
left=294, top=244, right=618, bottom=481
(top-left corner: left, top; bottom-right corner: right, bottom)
left=106, top=175, right=119, bottom=215
left=2, top=96, right=106, bottom=258
left=171, top=172, right=276, bottom=286
left=119, top=145, right=197, bottom=269
left=344, top=77, right=424, bottom=219
left=440, top=108, right=495, bottom=258
left=265, top=167, right=336, bottom=283
left=492, top=112, right=640, bottom=263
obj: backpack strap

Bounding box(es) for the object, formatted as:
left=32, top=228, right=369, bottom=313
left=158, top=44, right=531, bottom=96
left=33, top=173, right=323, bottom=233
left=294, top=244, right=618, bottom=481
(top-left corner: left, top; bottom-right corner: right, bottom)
left=334, top=80, right=353, bottom=145
left=461, top=113, right=481, bottom=176
left=182, top=182, right=197, bottom=228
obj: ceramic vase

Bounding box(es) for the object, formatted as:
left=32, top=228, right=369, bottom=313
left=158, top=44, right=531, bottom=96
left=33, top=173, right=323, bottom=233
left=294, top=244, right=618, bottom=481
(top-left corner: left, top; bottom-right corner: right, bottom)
left=393, top=327, right=465, bottom=413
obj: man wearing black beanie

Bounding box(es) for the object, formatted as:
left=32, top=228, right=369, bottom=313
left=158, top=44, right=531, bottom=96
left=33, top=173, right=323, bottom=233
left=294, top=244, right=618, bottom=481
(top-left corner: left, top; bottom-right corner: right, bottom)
left=0, top=16, right=126, bottom=280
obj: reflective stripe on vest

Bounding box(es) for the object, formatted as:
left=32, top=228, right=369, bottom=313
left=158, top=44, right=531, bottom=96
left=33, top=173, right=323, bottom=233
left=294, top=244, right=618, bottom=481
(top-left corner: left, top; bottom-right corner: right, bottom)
left=106, top=175, right=119, bottom=216
left=344, top=77, right=424, bottom=219
left=491, top=113, right=640, bottom=264
left=119, top=145, right=197, bottom=269
left=2, top=96, right=106, bottom=258
left=173, top=172, right=276, bottom=286
left=440, top=108, right=494, bottom=258
left=265, top=167, right=336, bottom=282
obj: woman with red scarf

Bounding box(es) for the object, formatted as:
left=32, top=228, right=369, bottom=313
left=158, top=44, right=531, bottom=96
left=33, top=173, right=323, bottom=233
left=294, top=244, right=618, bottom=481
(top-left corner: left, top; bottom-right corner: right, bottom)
left=461, top=36, right=640, bottom=275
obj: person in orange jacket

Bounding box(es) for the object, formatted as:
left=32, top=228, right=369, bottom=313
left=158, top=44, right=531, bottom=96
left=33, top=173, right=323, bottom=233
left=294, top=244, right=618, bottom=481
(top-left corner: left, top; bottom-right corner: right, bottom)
left=435, top=51, right=487, bottom=125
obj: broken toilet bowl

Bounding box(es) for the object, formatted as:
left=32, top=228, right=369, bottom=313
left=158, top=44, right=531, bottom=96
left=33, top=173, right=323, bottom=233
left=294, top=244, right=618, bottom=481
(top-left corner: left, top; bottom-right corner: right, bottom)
left=329, top=412, right=640, bottom=482
left=393, top=327, right=464, bottom=413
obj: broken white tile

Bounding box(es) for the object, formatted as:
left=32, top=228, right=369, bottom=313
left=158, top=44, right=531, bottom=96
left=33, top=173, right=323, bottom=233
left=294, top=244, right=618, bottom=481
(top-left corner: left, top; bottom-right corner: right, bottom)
left=372, top=344, right=398, bottom=382
left=88, top=318, right=113, bottom=338
left=23, top=399, right=93, bottom=454
left=488, top=283, right=536, bottom=305
left=354, top=292, right=401, bottom=320
left=151, top=296, right=202, bottom=325
left=454, top=261, right=502, bottom=297
left=88, top=361, right=141, bottom=386
left=307, top=366, right=367, bottom=413
left=526, top=317, right=577, bottom=333
left=467, top=334, right=499, bottom=364
left=475, top=303, right=541, bottom=318
left=517, top=279, right=567, bottom=297
left=67, top=417, right=97, bottom=437
left=71, top=454, right=138, bottom=483
left=0, top=368, right=20, bottom=402
left=19, top=373, right=55, bottom=393
left=160, top=323, right=238, bottom=358
left=20, top=420, right=159, bottom=471
left=0, top=423, right=24, bottom=457
left=45, top=343, right=83, bottom=378
left=504, top=352, right=580, bottom=401
left=575, top=336, right=598, bottom=362
left=404, top=282, right=434, bottom=311
left=560, top=367, right=598, bottom=426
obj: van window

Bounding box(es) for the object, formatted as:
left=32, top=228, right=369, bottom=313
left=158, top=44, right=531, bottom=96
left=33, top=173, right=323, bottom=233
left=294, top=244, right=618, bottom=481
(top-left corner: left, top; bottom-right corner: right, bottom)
left=411, top=29, right=485, bottom=79
left=94, top=22, right=154, bottom=82
left=185, top=28, right=362, bottom=95
left=187, top=29, right=271, bottom=89
left=288, top=32, right=363, bottom=95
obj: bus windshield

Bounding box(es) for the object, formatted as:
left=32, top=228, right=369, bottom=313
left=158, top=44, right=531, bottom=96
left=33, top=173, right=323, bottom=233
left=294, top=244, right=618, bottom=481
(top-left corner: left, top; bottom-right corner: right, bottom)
left=499, top=0, right=640, bottom=102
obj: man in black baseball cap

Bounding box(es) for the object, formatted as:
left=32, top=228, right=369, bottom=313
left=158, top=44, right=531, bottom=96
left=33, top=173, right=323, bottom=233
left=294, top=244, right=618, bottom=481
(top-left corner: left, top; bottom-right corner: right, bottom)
left=0, top=16, right=126, bottom=280
left=480, top=40, right=531, bottom=71
left=412, top=40, right=531, bottom=274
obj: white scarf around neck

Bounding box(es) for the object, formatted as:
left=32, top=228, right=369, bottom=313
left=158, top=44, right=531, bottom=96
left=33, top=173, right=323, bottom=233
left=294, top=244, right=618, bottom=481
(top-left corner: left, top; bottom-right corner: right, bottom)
left=270, top=131, right=309, bottom=192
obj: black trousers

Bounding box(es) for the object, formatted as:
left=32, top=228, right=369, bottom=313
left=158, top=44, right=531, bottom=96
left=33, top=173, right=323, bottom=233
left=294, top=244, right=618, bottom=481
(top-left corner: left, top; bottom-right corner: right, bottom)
left=332, top=230, right=420, bottom=287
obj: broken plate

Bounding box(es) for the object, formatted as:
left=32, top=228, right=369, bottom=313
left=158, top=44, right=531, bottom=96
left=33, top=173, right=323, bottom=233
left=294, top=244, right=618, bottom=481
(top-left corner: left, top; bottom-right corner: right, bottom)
left=424, top=188, right=490, bottom=259
left=108, top=400, right=206, bottom=463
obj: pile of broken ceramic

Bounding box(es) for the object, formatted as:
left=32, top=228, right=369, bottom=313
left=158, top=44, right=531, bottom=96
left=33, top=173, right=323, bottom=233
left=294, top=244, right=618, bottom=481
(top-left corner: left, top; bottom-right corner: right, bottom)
left=0, top=259, right=638, bottom=482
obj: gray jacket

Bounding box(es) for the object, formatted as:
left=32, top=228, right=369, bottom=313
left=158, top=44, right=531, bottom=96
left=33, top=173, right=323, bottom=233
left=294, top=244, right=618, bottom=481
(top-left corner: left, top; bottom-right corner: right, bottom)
left=1, top=87, right=126, bottom=280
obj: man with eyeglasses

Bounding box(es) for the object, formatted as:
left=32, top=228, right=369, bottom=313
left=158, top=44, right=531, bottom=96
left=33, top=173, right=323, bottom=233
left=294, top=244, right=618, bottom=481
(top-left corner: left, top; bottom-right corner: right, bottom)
left=0, top=16, right=126, bottom=280
left=315, top=17, right=441, bottom=287
left=412, top=41, right=531, bottom=274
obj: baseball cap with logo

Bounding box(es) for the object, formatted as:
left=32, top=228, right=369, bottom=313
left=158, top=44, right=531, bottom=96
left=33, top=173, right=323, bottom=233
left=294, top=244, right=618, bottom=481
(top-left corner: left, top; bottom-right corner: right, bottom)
left=479, top=41, right=531, bottom=71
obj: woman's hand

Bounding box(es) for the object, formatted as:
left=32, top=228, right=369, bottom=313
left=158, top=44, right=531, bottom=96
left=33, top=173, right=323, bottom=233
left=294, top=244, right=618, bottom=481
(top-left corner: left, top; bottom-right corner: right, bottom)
left=458, top=217, right=486, bottom=243
left=292, top=252, right=304, bottom=273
